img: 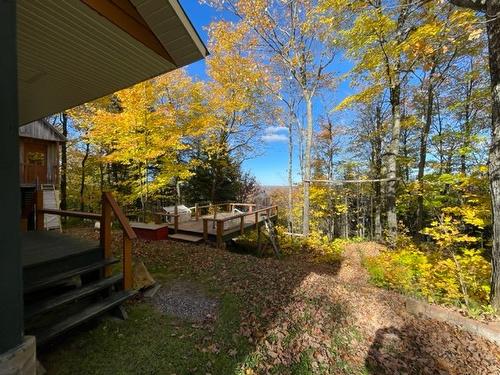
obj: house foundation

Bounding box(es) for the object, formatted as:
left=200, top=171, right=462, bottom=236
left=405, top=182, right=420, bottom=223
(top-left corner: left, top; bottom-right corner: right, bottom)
left=0, top=337, right=36, bottom=375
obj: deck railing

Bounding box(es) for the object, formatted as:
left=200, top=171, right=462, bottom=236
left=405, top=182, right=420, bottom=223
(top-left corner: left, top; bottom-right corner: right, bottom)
left=189, top=202, right=257, bottom=221
left=153, top=202, right=258, bottom=234
left=35, top=191, right=136, bottom=290
left=202, top=205, right=278, bottom=248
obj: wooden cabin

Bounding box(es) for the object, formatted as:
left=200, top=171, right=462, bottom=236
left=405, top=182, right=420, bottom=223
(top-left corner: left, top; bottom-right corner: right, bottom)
left=0, top=1, right=208, bottom=372
left=19, top=120, right=66, bottom=231
left=19, top=119, right=66, bottom=187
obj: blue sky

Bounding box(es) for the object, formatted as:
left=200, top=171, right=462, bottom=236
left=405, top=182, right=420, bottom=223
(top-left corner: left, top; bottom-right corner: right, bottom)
left=179, top=1, right=354, bottom=186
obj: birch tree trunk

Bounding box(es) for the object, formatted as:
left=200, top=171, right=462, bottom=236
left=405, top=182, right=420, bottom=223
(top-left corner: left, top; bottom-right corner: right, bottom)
left=303, top=93, right=313, bottom=236
left=288, top=118, right=294, bottom=233
left=374, top=106, right=383, bottom=240
left=386, top=80, right=402, bottom=244
left=416, top=82, right=434, bottom=232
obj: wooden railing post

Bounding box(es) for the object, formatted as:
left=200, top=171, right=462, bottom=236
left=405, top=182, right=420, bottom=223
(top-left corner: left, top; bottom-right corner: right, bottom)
left=195, top=203, right=199, bottom=221
left=174, top=205, right=179, bottom=233
left=255, top=211, right=259, bottom=229
left=266, top=208, right=270, bottom=219
left=123, top=234, right=132, bottom=290
left=240, top=215, right=244, bottom=235
left=203, top=219, right=208, bottom=243
left=100, top=193, right=112, bottom=277
left=216, top=220, right=223, bottom=249
left=35, top=190, right=44, bottom=231
left=153, top=213, right=161, bottom=224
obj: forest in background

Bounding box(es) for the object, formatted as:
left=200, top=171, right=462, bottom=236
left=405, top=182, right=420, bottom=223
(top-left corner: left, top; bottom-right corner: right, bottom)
left=49, top=0, right=500, bottom=313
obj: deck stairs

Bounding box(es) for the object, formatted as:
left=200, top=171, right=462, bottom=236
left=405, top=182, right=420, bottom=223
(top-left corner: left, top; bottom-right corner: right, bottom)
left=168, top=233, right=204, bottom=243
left=23, top=231, right=136, bottom=346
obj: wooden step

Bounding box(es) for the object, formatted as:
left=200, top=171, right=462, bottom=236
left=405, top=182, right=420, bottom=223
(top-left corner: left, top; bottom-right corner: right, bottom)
left=169, top=233, right=204, bottom=243
left=24, top=258, right=119, bottom=294
left=34, top=290, right=136, bottom=346
left=25, top=273, right=124, bottom=319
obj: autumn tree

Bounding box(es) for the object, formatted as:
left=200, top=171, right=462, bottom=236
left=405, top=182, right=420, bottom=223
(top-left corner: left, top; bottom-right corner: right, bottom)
left=199, top=20, right=278, bottom=202
left=336, top=0, right=428, bottom=242
left=205, top=0, right=337, bottom=236
left=407, top=3, right=485, bottom=231
left=449, top=0, right=500, bottom=310
left=84, top=70, right=206, bottom=212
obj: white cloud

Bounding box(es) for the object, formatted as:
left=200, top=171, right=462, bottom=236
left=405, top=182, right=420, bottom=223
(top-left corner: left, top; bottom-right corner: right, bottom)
left=264, top=126, right=289, bottom=134
left=262, top=126, right=289, bottom=142
left=262, top=133, right=288, bottom=142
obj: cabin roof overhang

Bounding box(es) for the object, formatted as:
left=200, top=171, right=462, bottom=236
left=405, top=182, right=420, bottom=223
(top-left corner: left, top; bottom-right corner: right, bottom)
left=19, top=119, right=67, bottom=143
left=18, top=0, right=208, bottom=125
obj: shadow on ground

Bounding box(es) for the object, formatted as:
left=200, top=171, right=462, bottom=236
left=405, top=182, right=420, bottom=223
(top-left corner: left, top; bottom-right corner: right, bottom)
left=365, top=320, right=499, bottom=375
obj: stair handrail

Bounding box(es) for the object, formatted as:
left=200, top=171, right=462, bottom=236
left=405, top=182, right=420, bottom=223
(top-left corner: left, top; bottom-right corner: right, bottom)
left=101, top=192, right=136, bottom=291
left=34, top=190, right=135, bottom=291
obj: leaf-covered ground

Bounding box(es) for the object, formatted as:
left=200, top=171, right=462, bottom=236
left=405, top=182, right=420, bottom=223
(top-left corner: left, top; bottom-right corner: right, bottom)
left=40, top=229, right=500, bottom=374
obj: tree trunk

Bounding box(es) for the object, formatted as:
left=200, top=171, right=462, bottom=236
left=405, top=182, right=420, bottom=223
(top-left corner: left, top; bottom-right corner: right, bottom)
left=416, top=82, right=434, bottom=232
left=288, top=118, right=294, bottom=233
left=461, top=60, right=474, bottom=175
left=451, top=0, right=500, bottom=311
left=80, top=142, right=90, bottom=212
left=386, top=81, right=402, bottom=244
left=60, top=112, right=68, bottom=211
left=303, top=94, right=313, bottom=236
left=374, top=106, right=383, bottom=240
left=486, top=0, right=500, bottom=311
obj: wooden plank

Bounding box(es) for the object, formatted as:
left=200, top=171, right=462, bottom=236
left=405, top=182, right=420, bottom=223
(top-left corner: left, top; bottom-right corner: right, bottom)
left=22, top=231, right=100, bottom=267
left=130, top=222, right=168, bottom=230
left=24, top=258, right=119, bottom=294
left=103, top=192, right=136, bottom=239
left=169, top=233, right=203, bottom=243
left=25, top=273, right=123, bottom=319
left=216, top=221, right=224, bottom=249
left=40, top=208, right=101, bottom=220
left=33, top=290, right=136, bottom=346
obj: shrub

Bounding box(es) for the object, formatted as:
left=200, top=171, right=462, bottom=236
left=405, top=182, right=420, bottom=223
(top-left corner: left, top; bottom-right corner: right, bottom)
left=364, top=247, right=491, bottom=308
left=276, top=226, right=343, bottom=264
left=364, top=248, right=428, bottom=295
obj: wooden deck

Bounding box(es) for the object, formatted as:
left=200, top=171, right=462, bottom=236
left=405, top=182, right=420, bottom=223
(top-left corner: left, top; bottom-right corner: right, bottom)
left=170, top=213, right=259, bottom=235
left=22, top=231, right=100, bottom=268
left=166, top=206, right=278, bottom=247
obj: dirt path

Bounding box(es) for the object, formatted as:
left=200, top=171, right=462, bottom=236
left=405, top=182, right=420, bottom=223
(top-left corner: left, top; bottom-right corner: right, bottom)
left=325, top=242, right=500, bottom=374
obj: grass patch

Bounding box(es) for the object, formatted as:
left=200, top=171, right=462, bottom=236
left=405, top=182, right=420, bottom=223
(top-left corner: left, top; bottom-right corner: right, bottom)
left=41, top=293, right=249, bottom=375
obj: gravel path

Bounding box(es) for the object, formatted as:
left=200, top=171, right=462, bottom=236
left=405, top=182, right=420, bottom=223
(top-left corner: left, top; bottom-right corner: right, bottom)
left=151, top=281, right=218, bottom=322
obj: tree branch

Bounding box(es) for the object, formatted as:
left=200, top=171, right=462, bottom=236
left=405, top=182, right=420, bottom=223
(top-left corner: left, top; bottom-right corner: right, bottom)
left=449, top=0, right=487, bottom=11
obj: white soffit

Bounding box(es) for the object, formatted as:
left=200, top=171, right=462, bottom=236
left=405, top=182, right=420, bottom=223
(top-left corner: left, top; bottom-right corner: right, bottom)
left=132, top=0, right=209, bottom=67
left=17, top=0, right=207, bottom=125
